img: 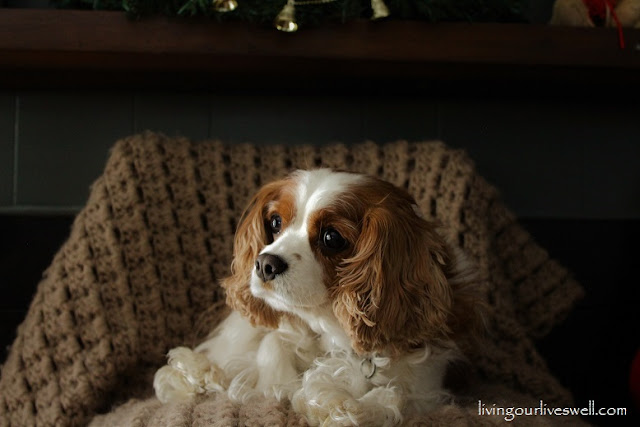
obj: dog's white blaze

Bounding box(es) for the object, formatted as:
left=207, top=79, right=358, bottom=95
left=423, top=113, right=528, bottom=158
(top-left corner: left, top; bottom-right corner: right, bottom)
left=291, top=169, right=364, bottom=230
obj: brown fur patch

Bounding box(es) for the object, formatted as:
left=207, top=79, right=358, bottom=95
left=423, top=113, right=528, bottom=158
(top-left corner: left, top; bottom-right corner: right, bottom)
left=320, top=176, right=482, bottom=356
left=306, top=205, right=362, bottom=290
left=220, top=178, right=297, bottom=328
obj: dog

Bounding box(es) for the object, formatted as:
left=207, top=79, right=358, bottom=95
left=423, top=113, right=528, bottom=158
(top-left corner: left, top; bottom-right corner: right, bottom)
left=154, top=169, right=482, bottom=426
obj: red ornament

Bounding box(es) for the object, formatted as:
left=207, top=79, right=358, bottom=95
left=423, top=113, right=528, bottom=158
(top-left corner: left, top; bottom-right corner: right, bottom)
left=581, top=0, right=625, bottom=48
left=583, top=0, right=618, bottom=20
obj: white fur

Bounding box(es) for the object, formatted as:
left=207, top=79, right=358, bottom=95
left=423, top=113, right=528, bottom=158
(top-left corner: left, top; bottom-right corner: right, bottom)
left=154, top=169, right=460, bottom=425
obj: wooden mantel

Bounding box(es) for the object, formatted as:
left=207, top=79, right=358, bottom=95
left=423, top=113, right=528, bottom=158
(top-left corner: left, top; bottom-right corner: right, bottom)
left=1, top=8, right=639, bottom=92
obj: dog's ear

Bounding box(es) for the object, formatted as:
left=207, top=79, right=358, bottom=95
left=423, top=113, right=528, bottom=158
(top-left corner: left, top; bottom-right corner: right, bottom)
left=332, top=189, right=476, bottom=356
left=221, top=180, right=289, bottom=328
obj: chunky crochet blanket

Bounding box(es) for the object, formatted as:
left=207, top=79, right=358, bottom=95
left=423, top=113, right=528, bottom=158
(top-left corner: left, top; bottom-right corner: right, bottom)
left=0, top=132, right=585, bottom=426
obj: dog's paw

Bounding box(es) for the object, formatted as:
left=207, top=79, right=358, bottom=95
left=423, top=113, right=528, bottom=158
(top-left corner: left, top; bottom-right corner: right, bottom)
left=153, top=346, right=226, bottom=403
left=308, top=389, right=403, bottom=427
left=167, top=346, right=227, bottom=393
left=322, top=398, right=362, bottom=427
left=293, top=391, right=358, bottom=427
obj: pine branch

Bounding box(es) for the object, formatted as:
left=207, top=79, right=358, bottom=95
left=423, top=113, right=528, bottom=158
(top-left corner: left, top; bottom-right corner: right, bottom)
left=49, top=0, right=527, bottom=27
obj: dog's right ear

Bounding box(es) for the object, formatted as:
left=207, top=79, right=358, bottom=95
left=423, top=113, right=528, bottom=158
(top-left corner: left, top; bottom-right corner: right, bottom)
left=221, top=179, right=290, bottom=328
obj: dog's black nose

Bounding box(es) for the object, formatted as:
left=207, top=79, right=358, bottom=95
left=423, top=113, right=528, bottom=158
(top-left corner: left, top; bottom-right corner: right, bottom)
left=255, top=253, right=288, bottom=282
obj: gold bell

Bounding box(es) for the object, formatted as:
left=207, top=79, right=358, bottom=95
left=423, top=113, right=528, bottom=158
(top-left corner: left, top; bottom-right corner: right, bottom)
left=275, top=0, right=298, bottom=32
left=213, top=0, right=238, bottom=13
left=371, top=0, right=390, bottom=20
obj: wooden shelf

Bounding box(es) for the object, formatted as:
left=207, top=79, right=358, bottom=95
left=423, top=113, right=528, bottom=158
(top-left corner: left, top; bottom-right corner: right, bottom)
left=1, top=8, right=639, bottom=93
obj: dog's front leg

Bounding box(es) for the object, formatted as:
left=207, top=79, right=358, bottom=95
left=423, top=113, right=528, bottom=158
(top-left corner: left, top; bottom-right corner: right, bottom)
left=154, top=311, right=268, bottom=403
left=253, top=329, right=301, bottom=398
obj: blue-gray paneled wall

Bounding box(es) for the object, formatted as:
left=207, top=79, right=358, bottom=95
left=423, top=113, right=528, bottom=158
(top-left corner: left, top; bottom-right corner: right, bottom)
left=0, top=90, right=638, bottom=219
left=0, top=94, right=14, bottom=206
left=17, top=92, right=133, bottom=207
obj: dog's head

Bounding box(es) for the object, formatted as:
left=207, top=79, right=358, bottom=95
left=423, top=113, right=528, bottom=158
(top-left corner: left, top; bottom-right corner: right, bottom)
left=222, top=169, right=480, bottom=356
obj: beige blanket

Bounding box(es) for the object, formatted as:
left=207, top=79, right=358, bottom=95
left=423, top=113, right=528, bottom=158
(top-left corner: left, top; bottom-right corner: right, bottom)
left=0, top=132, right=585, bottom=426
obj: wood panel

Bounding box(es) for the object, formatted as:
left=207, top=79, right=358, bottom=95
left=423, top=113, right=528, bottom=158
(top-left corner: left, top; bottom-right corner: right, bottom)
left=1, top=9, right=639, bottom=92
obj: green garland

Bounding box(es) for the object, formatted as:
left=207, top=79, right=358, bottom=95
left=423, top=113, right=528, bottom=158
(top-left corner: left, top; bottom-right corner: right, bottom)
left=51, top=0, right=526, bottom=28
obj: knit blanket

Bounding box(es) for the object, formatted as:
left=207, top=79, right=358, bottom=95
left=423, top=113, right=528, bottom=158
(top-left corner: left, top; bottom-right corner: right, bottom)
left=0, top=132, right=586, bottom=426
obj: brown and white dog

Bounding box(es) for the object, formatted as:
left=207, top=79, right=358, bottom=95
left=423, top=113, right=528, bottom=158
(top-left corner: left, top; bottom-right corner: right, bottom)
left=154, top=169, right=482, bottom=426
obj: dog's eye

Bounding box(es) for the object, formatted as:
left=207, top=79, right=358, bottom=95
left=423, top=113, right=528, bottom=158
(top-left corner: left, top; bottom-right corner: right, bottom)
left=269, top=214, right=282, bottom=234
left=321, top=228, right=347, bottom=251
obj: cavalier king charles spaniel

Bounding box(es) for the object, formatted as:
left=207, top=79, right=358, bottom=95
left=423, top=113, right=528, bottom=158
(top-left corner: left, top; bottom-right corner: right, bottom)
left=154, top=169, right=482, bottom=426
